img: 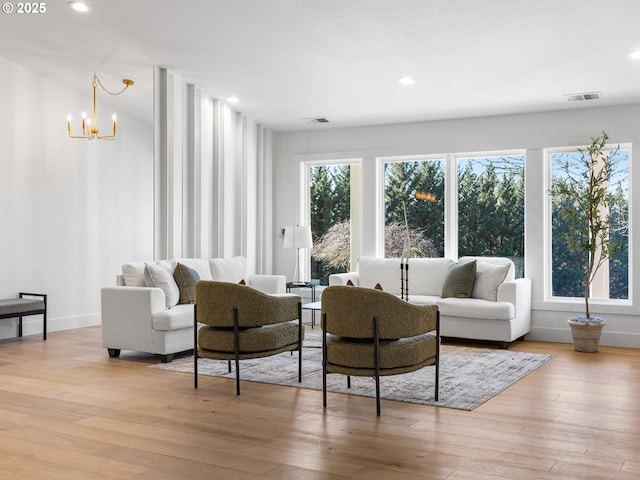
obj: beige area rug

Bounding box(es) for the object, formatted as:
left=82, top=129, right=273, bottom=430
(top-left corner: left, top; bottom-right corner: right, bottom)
left=151, top=329, right=552, bottom=410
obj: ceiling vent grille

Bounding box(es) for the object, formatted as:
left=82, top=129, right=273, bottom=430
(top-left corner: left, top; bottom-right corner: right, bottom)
left=302, top=117, right=330, bottom=124
left=565, top=91, right=602, bottom=102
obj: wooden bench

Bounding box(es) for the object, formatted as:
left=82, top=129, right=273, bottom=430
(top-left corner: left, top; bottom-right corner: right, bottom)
left=0, top=293, right=47, bottom=340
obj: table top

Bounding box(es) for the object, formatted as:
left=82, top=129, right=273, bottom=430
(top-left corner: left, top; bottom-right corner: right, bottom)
left=302, top=301, right=321, bottom=310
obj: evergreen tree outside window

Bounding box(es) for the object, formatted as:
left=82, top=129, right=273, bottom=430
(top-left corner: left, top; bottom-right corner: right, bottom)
left=384, top=159, right=445, bottom=257
left=309, top=164, right=351, bottom=284
left=457, top=155, right=525, bottom=278
left=549, top=147, right=629, bottom=299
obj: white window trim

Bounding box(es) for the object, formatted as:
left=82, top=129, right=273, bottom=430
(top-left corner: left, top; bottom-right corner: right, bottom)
left=543, top=144, right=633, bottom=309
left=301, top=157, right=363, bottom=280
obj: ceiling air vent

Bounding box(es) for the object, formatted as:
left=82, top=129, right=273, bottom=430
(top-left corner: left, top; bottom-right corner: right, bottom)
left=302, top=117, right=330, bottom=124
left=564, top=91, right=602, bottom=102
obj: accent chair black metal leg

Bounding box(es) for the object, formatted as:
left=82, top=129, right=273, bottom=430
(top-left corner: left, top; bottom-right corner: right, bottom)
left=194, top=304, right=198, bottom=389
left=298, top=301, right=302, bottom=383
left=435, top=311, right=440, bottom=401
left=374, top=316, right=381, bottom=416
left=322, top=312, right=327, bottom=409
left=233, top=307, right=241, bottom=395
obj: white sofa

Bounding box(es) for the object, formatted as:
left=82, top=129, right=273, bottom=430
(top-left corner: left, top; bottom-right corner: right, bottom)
left=329, top=256, right=531, bottom=346
left=101, top=256, right=286, bottom=362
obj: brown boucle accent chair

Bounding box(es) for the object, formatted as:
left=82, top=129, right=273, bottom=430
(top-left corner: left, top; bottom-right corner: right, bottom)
left=321, top=285, right=439, bottom=416
left=194, top=281, right=304, bottom=394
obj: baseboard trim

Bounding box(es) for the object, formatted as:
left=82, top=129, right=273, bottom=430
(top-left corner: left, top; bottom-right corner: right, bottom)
left=527, top=326, right=640, bottom=349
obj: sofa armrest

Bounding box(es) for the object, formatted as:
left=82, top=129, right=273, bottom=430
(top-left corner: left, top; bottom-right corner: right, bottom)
left=101, top=286, right=166, bottom=350
left=247, top=274, right=286, bottom=294
left=497, top=278, right=531, bottom=324
left=329, top=272, right=359, bottom=286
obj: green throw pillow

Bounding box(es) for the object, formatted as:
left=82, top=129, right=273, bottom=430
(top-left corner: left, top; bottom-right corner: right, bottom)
left=441, top=261, right=477, bottom=298
left=173, top=263, right=200, bottom=304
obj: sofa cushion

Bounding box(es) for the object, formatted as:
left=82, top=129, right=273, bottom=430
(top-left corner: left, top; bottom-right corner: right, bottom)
left=144, top=261, right=180, bottom=309
left=172, top=258, right=213, bottom=281
left=441, top=261, right=476, bottom=298
left=405, top=295, right=440, bottom=306
left=472, top=261, right=510, bottom=302
left=408, top=257, right=456, bottom=295
left=122, top=262, right=146, bottom=287
left=152, top=304, right=194, bottom=330
left=210, top=256, right=248, bottom=283
left=173, top=263, right=200, bottom=304
left=357, top=257, right=402, bottom=294
left=437, top=297, right=515, bottom=321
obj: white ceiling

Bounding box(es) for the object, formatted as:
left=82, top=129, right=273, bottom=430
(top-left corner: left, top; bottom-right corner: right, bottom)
left=2, top=0, right=640, bottom=132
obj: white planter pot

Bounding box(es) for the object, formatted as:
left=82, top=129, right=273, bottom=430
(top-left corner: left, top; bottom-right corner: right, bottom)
left=568, top=318, right=605, bottom=353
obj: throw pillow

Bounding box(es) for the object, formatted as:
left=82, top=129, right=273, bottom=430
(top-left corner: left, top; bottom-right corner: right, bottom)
left=473, top=262, right=509, bottom=302
left=121, top=262, right=146, bottom=286
left=144, top=262, right=180, bottom=309
left=173, top=263, right=200, bottom=304
left=441, top=261, right=477, bottom=298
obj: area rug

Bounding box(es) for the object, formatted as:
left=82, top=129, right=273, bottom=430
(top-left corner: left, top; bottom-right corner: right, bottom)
left=151, top=331, right=552, bottom=410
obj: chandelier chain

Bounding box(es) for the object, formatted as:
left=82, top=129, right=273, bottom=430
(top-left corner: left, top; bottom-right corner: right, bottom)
left=95, top=75, right=131, bottom=96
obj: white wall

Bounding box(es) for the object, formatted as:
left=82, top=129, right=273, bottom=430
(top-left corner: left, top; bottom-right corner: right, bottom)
left=273, top=104, right=640, bottom=348
left=0, top=57, right=154, bottom=339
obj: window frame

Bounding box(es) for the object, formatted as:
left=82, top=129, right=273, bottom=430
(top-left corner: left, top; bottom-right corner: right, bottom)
left=302, top=157, right=363, bottom=282
left=544, top=143, right=632, bottom=308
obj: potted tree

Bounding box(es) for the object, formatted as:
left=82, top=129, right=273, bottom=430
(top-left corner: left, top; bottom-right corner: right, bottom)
left=550, top=132, right=622, bottom=352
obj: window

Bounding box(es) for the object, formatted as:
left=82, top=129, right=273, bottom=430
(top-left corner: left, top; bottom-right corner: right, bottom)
left=457, top=154, right=525, bottom=277
left=549, top=145, right=629, bottom=299
left=308, top=163, right=357, bottom=284
left=384, top=159, right=445, bottom=257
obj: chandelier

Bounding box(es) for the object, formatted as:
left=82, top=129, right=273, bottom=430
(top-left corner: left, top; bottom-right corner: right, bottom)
left=67, top=74, right=134, bottom=140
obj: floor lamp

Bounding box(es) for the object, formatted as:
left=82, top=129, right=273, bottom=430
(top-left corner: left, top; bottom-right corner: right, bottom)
left=283, top=226, right=313, bottom=285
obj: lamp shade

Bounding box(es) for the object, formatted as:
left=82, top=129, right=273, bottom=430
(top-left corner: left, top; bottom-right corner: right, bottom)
left=283, top=226, right=312, bottom=249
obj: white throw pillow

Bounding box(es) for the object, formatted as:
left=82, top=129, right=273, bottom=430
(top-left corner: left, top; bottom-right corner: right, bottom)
left=210, top=256, right=248, bottom=283
left=122, top=262, right=146, bottom=287
left=472, top=261, right=509, bottom=302
left=144, top=261, right=180, bottom=309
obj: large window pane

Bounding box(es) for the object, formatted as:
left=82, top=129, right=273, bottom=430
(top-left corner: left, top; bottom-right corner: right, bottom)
left=384, top=159, right=445, bottom=257
left=309, top=164, right=351, bottom=284
left=457, top=155, right=525, bottom=278
left=550, top=147, right=629, bottom=299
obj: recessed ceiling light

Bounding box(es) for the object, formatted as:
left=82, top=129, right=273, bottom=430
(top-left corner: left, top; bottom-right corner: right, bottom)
left=68, top=2, right=90, bottom=13
left=226, top=96, right=240, bottom=104
left=630, top=50, right=640, bottom=60
left=397, top=76, right=416, bottom=86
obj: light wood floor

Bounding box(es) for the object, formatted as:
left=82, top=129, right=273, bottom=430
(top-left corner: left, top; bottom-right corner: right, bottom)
left=1, top=324, right=640, bottom=480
